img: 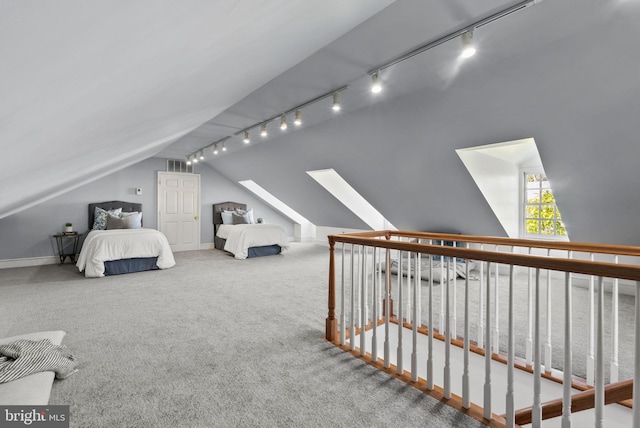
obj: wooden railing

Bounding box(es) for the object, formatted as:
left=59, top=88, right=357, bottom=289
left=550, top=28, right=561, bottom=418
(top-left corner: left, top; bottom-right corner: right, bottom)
left=325, top=231, right=640, bottom=428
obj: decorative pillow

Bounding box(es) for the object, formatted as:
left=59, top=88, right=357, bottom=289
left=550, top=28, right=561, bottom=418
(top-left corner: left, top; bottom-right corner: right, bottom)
left=93, top=207, right=122, bottom=230
left=231, top=212, right=249, bottom=224
left=245, top=208, right=255, bottom=224
left=106, top=212, right=142, bottom=229
left=221, top=211, right=234, bottom=225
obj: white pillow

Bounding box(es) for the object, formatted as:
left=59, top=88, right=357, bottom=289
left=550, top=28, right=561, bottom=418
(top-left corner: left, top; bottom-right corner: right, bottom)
left=246, top=208, right=254, bottom=224
left=221, top=211, right=234, bottom=224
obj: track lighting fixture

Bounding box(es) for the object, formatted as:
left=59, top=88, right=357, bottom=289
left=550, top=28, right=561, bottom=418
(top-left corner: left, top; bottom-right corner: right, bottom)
left=332, top=92, right=341, bottom=111
left=371, top=72, right=382, bottom=94
left=185, top=1, right=537, bottom=161
left=460, top=30, right=476, bottom=59
left=199, top=151, right=204, bottom=161
left=222, top=141, right=227, bottom=152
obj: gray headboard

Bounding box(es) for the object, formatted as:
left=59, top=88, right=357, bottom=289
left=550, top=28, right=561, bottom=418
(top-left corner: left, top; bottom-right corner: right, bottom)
left=88, top=201, right=143, bottom=229
left=212, top=202, right=247, bottom=225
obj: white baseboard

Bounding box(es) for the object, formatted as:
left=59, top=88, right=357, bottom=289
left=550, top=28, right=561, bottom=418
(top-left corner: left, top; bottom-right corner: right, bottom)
left=199, top=243, right=215, bottom=250
left=0, top=256, right=59, bottom=269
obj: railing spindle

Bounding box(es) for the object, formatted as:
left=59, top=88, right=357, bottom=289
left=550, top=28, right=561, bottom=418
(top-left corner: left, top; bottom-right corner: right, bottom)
left=350, top=244, right=356, bottom=351
left=444, top=255, right=451, bottom=399
left=340, top=243, right=346, bottom=346
left=611, top=255, right=620, bottom=383
left=493, top=247, right=500, bottom=354
left=360, top=246, right=368, bottom=356
left=384, top=245, right=391, bottom=369
left=397, top=248, right=404, bottom=374
left=526, top=247, right=534, bottom=366
left=411, top=252, right=419, bottom=382
left=587, top=252, right=595, bottom=386
left=440, top=241, right=445, bottom=335
left=484, top=261, right=492, bottom=420
left=462, top=253, right=470, bottom=409
left=533, top=268, right=542, bottom=428
left=595, top=276, right=605, bottom=428
left=506, top=264, right=515, bottom=428
left=427, top=246, right=434, bottom=391
left=633, top=280, right=640, bottom=428
left=416, top=245, right=422, bottom=327
left=372, top=247, right=378, bottom=362
left=545, top=248, right=552, bottom=371
left=452, top=241, right=457, bottom=339
left=562, top=259, right=572, bottom=428
left=478, top=244, right=485, bottom=349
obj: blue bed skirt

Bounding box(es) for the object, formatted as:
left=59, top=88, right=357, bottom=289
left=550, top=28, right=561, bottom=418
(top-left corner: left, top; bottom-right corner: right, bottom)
left=247, top=245, right=281, bottom=258
left=104, top=257, right=159, bottom=276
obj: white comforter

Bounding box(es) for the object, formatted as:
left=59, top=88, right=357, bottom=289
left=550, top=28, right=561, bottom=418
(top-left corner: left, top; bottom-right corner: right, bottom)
left=76, top=229, right=176, bottom=277
left=217, top=224, right=288, bottom=260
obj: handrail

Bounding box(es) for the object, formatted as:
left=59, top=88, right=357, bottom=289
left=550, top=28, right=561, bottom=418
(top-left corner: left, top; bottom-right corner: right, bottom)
left=512, top=379, right=633, bottom=425
left=339, top=230, right=640, bottom=257
left=328, top=233, right=640, bottom=282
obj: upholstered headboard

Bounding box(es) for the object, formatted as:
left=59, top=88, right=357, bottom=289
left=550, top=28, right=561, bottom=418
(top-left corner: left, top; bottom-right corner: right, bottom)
left=212, top=202, right=247, bottom=225
left=88, top=201, right=143, bottom=230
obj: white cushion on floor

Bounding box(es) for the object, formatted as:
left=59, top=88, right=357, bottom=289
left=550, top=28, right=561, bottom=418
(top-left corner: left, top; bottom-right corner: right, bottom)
left=0, top=330, right=66, bottom=405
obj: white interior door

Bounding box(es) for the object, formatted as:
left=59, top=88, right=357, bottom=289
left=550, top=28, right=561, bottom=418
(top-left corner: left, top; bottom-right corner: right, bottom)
left=158, top=171, right=200, bottom=252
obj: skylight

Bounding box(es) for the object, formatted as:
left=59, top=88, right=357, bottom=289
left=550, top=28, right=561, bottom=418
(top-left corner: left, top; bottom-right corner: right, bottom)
left=238, top=180, right=315, bottom=240
left=306, top=169, right=395, bottom=231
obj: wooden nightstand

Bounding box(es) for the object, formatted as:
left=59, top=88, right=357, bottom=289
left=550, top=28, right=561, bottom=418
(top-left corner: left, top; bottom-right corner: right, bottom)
left=53, top=232, right=80, bottom=265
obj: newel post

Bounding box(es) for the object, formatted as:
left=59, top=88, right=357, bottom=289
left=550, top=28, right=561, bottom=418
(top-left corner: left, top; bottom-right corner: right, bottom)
left=326, top=236, right=338, bottom=342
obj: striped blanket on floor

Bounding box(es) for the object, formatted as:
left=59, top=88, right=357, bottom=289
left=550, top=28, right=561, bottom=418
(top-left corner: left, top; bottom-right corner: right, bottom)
left=0, top=339, right=78, bottom=384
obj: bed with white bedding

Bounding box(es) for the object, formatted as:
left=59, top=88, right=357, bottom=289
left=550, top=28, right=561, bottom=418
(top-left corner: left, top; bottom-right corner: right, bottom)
left=77, top=228, right=176, bottom=277
left=216, top=223, right=289, bottom=259
left=76, top=201, right=176, bottom=277
left=213, top=202, right=288, bottom=259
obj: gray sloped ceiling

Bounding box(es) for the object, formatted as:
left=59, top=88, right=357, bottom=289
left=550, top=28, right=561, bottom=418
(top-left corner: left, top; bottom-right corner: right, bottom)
left=3, top=0, right=640, bottom=246
left=203, top=0, right=640, bottom=245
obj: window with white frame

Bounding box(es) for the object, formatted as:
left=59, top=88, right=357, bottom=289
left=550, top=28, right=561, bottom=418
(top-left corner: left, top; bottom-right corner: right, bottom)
left=523, top=172, right=566, bottom=237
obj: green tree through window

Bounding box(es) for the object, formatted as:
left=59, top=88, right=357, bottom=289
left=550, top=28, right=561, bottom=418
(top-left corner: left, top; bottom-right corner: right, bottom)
left=524, top=173, right=567, bottom=236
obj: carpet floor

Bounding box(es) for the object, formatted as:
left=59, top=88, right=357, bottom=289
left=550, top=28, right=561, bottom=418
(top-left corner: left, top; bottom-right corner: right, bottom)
left=0, top=243, right=484, bottom=428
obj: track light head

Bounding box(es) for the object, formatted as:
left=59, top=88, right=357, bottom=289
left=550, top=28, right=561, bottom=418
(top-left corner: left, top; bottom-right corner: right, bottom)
left=332, top=92, right=341, bottom=111
left=186, top=158, right=192, bottom=166
left=243, top=131, right=250, bottom=144
left=460, top=30, right=476, bottom=59
left=260, top=123, right=268, bottom=137
left=213, top=144, right=219, bottom=155
left=280, top=114, right=287, bottom=130
left=199, top=151, right=204, bottom=160
left=294, top=110, right=302, bottom=126
left=192, top=156, right=198, bottom=163
left=371, top=72, right=382, bottom=94
left=222, top=141, right=227, bottom=151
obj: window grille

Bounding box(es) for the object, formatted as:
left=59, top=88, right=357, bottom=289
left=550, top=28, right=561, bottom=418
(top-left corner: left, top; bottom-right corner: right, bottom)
left=523, top=172, right=566, bottom=237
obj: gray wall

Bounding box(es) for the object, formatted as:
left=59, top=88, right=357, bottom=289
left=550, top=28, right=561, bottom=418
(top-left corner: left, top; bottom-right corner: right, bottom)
left=0, top=158, right=293, bottom=261
left=208, top=8, right=640, bottom=246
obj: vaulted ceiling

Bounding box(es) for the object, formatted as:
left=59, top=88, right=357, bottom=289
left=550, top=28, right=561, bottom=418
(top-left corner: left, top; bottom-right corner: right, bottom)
left=3, top=0, right=640, bottom=245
